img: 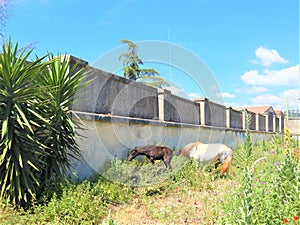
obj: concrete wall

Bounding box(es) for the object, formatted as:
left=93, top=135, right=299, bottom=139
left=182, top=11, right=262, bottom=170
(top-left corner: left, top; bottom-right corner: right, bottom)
left=274, top=117, right=279, bottom=132
left=245, top=111, right=256, bottom=130
left=67, top=55, right=284, bottom=179
left=266, top=114, right=274, bottom=132
left=205, top=101, right=227, bottom=127
left=72, top=67, right=159, bottom=119
left=164, top=90, right=200, bottom=124
left=227, top=107, right=243, bottom=129
left=288, top=117, right=300, bottom=136
left=72, top=59, right=284, bottom=133
left=257, top=114, right=266, bottom=131
left=70, top=112, right=275, bottom=179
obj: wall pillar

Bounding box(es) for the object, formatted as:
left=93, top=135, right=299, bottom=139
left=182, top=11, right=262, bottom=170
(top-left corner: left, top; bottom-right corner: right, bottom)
left=265, top=114, right=269, bottom=132
left=226, top=106, right=231, bottom=128
left=242, top=110, right=247, bottom=130
left=194, top=97, right=208, bottom=126
left=255, top=113, right=260, bottom=131
left=157, top=88, right=165, bottom=121
left=273, top=115, right=277, bottom=132
left=278, top=116, right=282, bottom=133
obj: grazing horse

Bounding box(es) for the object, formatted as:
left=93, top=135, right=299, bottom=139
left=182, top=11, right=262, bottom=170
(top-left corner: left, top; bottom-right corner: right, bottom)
left=181, top=142, right=233, bottom=176
left=128, top=145, right=179, bottom=169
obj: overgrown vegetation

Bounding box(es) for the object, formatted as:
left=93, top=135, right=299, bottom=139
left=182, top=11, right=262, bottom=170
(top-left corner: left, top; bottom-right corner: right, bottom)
left=220, top=117, right=300, bottom=225
left=0, top=132, right=299, bottom=224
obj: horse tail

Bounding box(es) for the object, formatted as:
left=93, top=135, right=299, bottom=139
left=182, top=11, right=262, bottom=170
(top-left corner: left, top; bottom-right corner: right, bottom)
left=220, top=155, right=232, bottom=175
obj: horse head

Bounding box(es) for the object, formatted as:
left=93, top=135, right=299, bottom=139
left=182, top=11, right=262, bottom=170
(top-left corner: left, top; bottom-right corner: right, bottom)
left=127, top=147, right=138, bottom=161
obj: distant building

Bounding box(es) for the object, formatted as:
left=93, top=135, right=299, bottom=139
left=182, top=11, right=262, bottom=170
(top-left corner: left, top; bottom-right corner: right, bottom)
left=275, top=110, right=284, bottom=117
left=237, top=105, right=276, bottom=115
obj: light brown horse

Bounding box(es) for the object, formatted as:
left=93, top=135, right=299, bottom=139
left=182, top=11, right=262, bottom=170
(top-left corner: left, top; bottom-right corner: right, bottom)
left=181, top=142, right=233, bottom=175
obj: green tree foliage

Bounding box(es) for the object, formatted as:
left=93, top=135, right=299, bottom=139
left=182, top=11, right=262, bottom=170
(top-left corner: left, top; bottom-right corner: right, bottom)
left=0, top=40, right=87, bottom=206
left=119, top=39, right=160, bottom=81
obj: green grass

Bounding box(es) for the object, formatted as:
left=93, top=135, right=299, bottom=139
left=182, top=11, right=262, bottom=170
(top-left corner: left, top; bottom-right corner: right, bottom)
left=0, top=136, right=299, bottom=224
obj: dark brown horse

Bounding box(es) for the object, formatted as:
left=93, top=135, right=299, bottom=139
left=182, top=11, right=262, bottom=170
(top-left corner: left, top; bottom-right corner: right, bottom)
left=128, top=145, right=179, bottom=169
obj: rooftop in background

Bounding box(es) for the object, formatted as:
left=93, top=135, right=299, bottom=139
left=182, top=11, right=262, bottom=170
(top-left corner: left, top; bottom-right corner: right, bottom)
left=235, top=106, right=279, bottom=116
left=275, top=110, right=284, bottom=117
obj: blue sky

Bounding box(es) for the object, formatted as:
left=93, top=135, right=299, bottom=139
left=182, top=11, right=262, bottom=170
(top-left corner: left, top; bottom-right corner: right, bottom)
left=3, top=0, right=300, bottom=110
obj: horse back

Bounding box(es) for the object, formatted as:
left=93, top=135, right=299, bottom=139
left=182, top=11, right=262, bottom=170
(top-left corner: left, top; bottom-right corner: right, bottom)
left=136, top=145, right=172, bottom=157
left=181, top=142, right=202, bottom=158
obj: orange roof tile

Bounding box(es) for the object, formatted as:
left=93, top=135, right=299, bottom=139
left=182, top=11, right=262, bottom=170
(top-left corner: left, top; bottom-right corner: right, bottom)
left=235, top=106, right=275, bottom=114
left=275, top=110, right=284, bottom=116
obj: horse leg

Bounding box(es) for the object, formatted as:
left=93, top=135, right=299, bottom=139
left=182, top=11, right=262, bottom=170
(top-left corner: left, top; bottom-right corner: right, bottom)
left=220, top=156, right=232, bottom=176
left=214, top=160, right=221, bottom=169
left=149, top=157, right=155, bottom=164
left=164, top=155, right=173, bottom=170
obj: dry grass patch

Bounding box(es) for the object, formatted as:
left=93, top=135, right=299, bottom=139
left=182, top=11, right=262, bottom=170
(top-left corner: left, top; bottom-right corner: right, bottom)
left=107, top=177, right=232, bottom=225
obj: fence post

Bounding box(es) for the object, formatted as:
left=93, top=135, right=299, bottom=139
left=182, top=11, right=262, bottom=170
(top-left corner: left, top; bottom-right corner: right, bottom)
left=194, top=97, right=208, bottom=125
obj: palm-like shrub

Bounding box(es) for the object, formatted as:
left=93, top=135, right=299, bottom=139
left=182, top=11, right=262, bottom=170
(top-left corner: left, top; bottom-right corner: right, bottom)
left=0, top=41, right=49, bottom=205
left=37, top=54, right=87, bottom=187
left=0, top=41, right=87, bottom=206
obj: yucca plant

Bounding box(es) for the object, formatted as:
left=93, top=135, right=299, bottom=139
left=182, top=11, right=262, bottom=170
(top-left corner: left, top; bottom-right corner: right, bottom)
left=0, top=40, right=88, bottom=206
left=0, top=40, right=50, bottom=205
left=36, top=54, right=88, bottom=193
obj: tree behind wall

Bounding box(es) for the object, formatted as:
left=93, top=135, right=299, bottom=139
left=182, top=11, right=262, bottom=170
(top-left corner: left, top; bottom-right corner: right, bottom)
left=119, top=39, right=159, bottom=81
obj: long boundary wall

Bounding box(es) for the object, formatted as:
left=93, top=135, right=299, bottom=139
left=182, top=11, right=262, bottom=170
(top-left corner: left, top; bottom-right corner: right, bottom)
left=68, top=55, right=284, bottom=179
left=71, top=56, right=284, bottom=133
left=70, top=112, right=275, bottom=179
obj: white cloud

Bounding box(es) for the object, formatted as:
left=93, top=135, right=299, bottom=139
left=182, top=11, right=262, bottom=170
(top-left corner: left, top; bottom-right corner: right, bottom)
left=251, top=94, right=282, bottom=105
left=250, top=88, right=300, bottom=110
left=188, top=92, right=202, bottom=99
left=165, top=86, right=186, bottom=96
left=216, top=92, right=234, bottom=98
left=246, top=86, right=268, bottom=94
left=253, top=46, right=288, bottom=67
left=241, top=64, right=299, bottom=86
left=235, top=87, right=267, bottom=94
